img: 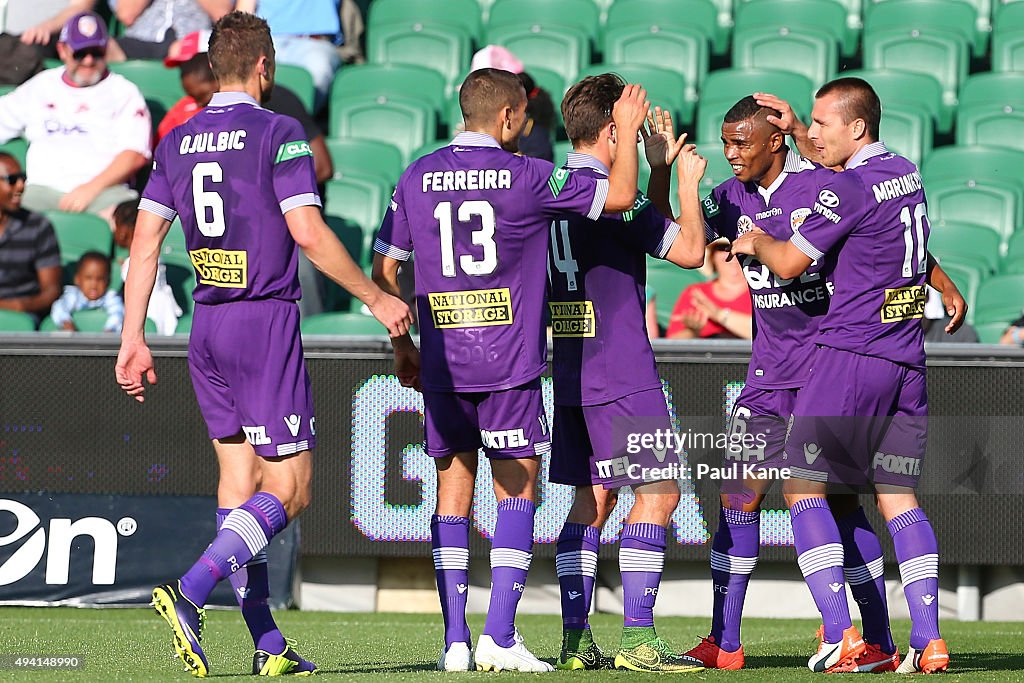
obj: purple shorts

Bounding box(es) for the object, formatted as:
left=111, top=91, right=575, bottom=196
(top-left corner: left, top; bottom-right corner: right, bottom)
left=423, top=377, right=550, bottom=459
left=549, top=387, right=676, bottom=490
left=785, top=345, right=927, bottom=489
left=188, top=300, right=316, bottom=458
left=725, top=385, right=799, bottom=469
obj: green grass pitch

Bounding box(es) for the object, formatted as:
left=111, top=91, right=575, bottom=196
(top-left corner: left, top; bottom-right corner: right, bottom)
left=0, top=608, right=1021, bottom=680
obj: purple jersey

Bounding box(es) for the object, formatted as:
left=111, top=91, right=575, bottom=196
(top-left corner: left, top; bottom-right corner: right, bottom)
left=375, top=132, right=608, bottom=392
left=704, top=149, right=837, bottom=388
left=548, top=153, right=679, bottom=406
left=140, top=92, right=320, bottom=304
left=790, top=142, right=928, bottom=369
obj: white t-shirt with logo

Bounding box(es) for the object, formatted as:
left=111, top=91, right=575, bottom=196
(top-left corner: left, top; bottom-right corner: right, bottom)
left=0, top=68, right=151, bottom=192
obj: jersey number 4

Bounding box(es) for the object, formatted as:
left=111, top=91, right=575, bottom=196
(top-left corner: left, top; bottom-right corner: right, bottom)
left=192, top=162, right=225, bottom=237
left=436, top=200, right=496, bottom=277
left=549, top=220, right=579, bottom=291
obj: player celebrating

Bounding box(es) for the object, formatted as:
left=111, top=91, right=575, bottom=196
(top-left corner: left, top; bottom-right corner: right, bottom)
left=547, top=74, right=708, bottom=673
left=372, top=68, right=649, bottom=672
left=732, top=77, right=950, bottom=674
left=115, top=11, right=412, bottom=677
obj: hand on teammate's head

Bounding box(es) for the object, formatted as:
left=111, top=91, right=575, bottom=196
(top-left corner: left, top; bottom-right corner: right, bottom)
left=612, top=84, right=650, bottom=134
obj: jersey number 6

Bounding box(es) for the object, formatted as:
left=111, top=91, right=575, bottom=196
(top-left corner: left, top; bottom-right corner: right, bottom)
left=192, top=162, right=226, bottom=238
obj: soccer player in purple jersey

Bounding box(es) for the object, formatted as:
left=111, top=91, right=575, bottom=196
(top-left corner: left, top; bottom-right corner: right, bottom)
left=547, top=74, right=708, bottom=673
left=372, top=68, right=650, bottom=672
left=681, top=96, right=896, bottom=673
left=115, top=12, right=412, bottom=678
left=733, top=77, right=953, bottom=674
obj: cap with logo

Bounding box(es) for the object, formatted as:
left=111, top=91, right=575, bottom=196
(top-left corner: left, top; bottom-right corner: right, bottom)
left=164, top=30, right=212, bottom=68
left=59, top=12, right=109, bottom=52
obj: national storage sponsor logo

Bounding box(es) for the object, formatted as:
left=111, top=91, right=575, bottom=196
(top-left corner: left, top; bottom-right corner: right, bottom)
left=549, top=300, right=596, bottom=337
left=881, top=285, right=925, bottom=323
left=428, top=288, right=513, bottom=328
left=190, top=249, right=248, bottom=288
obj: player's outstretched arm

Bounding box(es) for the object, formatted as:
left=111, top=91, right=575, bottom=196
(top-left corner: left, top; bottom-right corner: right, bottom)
left=731, top=227, right=813, bottom=280
left=753, top=92, right=825, bottom=166
left=372, top=253, right=422, bottom=391
left=286, top=206, right=413, bottom=337
left=926, top=253, right=968, bottom=334
left=664, top=144, right=707, bottom=269
left=605, top=84, right=650, bottom=212
left=116, top=210, right=170, bottom=402
left=642, top=107, right=687, bottom=219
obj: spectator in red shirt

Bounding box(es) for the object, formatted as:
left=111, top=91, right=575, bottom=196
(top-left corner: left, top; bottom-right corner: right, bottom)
left=666, top=239, right=752, bottom=339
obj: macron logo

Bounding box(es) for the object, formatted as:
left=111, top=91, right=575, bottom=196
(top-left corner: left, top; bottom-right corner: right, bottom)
left=456, top=583, right=468, bottom=594
left=284, top=414, right=301, bottom=437
left=567, top=591, right=582, bottom=600
left=922, top=594, right=935, bottom=605
left=803, top=443, right=822, bottom=465
left=829, top=582, right=843, bottom=593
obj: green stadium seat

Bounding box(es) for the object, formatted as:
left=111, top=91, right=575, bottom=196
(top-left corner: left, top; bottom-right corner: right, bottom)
left=411, top=139, right=451, bottom=161
left=697, top=69, right=813, bottom=144
left=0, top=310, right=37, bottom=332
left=486, top=24, right=589, bottom=84
left=330, top=64, right=448, bottom=118
left=301, top=311, right=388, bottom=335
left=39, top=309, right=157, bottom=333
left=329, top=94, right=437, bottom=164
left=367, top=23, right=472, bottom=94
left=974, top=274, right=1024, bottom=324
left=922, top=145, right=1024, bottom=191
left=974, top=320, right=1010, bottom=344
left=959, top=72, right=1024, bottom=108
left=604, top=25, right=709, bottom=93
left=487, top=0, right=601, bottom=48
left=323, top=175, right=392, bottom=247
left=108, top=59, right=185, bottom=124
left=864, top=0, right=984, bottom=58
left=929, top=221, right=1003, bottom=272
left=1005, top=230, right=1024, bottom=262
left=957, top=103, right=1024, bottom=150
left=924, top=177, right=1021, bottom=245
left=992, top=3, right=1024, bottom=70
left=734, top=0, right=855, bottom=58
left=45, top=211, right=113, bottom=265
left=732, top=25, right=838, bottom=88
left=606, top=0, right=724, bottom=56
left=274, top=64, right=315, bottom=113
left=838, top=68, right=950, bottom=135
left=880, top=103, right=933, bottom=166
left=0, top=138, right=27, bottom=167
left=576, top=63, right=693, bottom=127
left=646, top=265, right=707, bottom=328
left=325, top=137, right=404, bottom=186
left=322, top=215, right=368, bottom=310
left=174, top=311, right=192, bottom=335
left=1000, top=253, right=1024, bottom=273
left=368, top=0, right=483, bottom=41
left=862, top=27, right=969, bottom=114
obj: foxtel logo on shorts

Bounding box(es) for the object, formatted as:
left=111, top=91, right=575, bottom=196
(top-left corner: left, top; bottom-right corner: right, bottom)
left=872, top=451, right=921, bottom=476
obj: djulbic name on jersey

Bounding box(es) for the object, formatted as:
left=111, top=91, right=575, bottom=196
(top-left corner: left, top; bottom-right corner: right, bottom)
left=179, top=130, right=246, bottom=155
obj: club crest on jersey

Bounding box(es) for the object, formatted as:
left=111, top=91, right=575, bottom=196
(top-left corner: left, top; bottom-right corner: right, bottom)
left=817, top=189, right=840, bottom=208
left=790, top=207, right=812, bottom=232
left=737, top=215, right=754, bottom=236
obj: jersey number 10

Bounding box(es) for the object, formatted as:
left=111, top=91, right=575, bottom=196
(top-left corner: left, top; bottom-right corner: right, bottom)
left=900, top=202, right=927, bottom=278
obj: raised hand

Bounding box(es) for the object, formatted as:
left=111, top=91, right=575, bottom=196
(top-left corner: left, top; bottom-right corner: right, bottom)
left=612, top=84, right=651, bottom=135
left=642, top=107, right=687, bottom=168
left=675, top=144, right=707, bottom=188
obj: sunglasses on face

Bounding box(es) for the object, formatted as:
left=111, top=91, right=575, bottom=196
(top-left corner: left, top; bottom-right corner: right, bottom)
left=72, top=47, right=105, bottom=61
left=1, top=173, right=26, bottom=185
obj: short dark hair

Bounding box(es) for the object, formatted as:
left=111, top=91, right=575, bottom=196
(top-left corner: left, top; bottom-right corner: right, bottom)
left=517, top=71, right=556, bottom=130
left=816, top=77, right=881, bottom=140
left=208, top=11, right=274, bottom=85
left=113, top=200, right=138, bottom=230
left=77, top=251, right=111, bottom=274
left=180, top=53, right=215, bottom=82
left=723, top=95, right=780, bottom=127
left=459, top=68, right=526, bottom=127
left=562, top=73, right=625, bottom=147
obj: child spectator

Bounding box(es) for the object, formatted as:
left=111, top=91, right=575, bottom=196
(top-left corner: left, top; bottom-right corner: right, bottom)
left=51, top=251, right=124, bottom=331
left=113, top=200, right=182, bottom=335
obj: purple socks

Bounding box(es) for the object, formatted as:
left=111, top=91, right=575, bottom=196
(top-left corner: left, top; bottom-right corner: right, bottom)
left=836, top=506, right=894, bottom=653
left=619, top=522, right=666, bottom=628
left=555, top=523, right=600, bottom=630
left=482, top=497, right=535, bottom=647
left=791, top=497, right=851, bottom=643
left=888, top=508, right=941, bottom=649
left=431, top=514, right=471, bottom=648
left=709, top=507, right=759, bottom=652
